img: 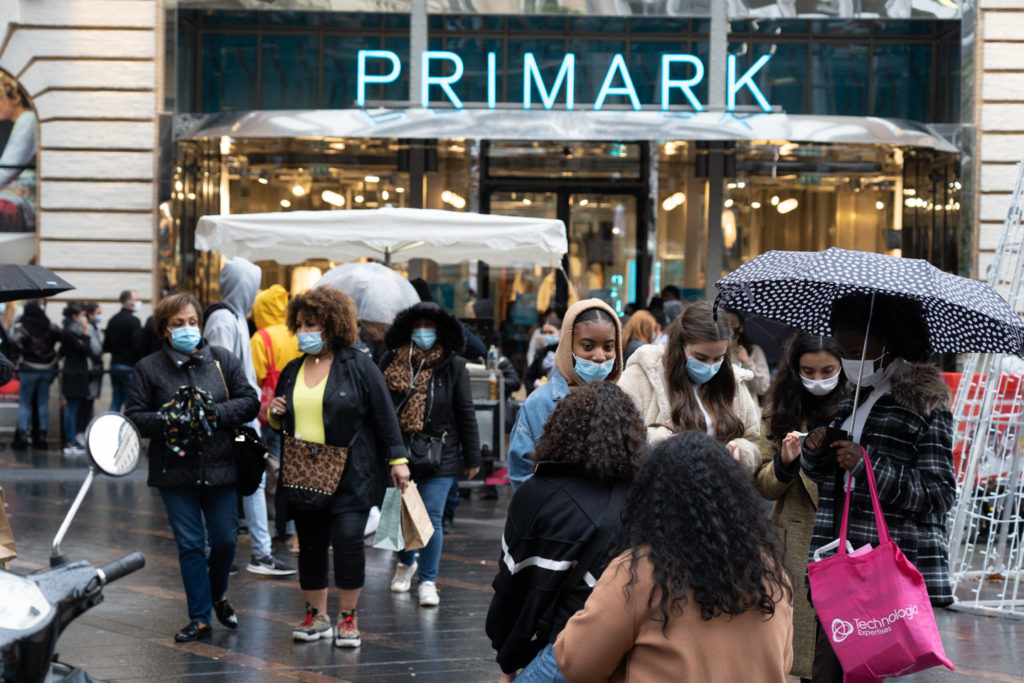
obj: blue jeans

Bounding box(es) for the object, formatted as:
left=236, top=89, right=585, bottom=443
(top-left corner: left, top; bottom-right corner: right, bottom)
left=518, top=644, right=569, bottom=683
left=63, top=398, right=83, bottom=446
left=242, top=472, right=272, bottom=558
left=397, top=474, right=456, bottom=583
left=159, top=485, right=238, bottom=625
left=109, top=365, right=134, bottom=413
left=17, top=367, right=55, bottom=433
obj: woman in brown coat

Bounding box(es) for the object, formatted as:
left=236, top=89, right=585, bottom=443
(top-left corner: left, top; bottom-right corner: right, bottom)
left=755, top=332, right=847, bottom=681
left=554, top=431, right=793, bottom=682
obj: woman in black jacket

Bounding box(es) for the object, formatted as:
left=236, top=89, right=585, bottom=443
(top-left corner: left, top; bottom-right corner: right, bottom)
left=267, top=286, right=408, bottom=648
left=381, top=302, right=481, bottom=607
left=59, top=302, right=92, bottom=455
left=487, top=382, right=648, bottom=682
left=124, top=292, right=259, bottom=643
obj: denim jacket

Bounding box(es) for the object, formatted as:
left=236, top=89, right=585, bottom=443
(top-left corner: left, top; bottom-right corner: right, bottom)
left=507, top=368, right=572, bottom=490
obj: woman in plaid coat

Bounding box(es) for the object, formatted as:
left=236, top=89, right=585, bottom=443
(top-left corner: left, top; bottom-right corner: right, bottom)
left=801, top=294, right=955, bottom=683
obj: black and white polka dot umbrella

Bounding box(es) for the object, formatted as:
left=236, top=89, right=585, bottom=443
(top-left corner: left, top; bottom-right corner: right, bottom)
left=713, top=248, right=1024, bottom=355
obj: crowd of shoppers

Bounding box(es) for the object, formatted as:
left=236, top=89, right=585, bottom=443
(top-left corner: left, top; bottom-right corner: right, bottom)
left=0, top=265, right=955, bottom=683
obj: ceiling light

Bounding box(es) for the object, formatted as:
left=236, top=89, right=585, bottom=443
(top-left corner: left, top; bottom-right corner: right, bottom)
left=381, top=190, right=390, bottom=200
left=724, top=198, right=734, bottom=208
left=441, top=190, right=467, bottom=210
left=661, top=192, right=686, bottom=212
left=321, top=190, right=345, bottom=207
left=280, top=199, right=291, bottom=208
left=257, top=177, right=269, bottom=184
left=579, top=198, right=589, bottom=206
left=354, top=195, right=364, bottom=203
left=875, top=201, right=885, bottom=210
left=364, top=175, right=380, bottom=183
left=751, top=201, right=761, bottom=209
left=523, top=198, right=532, bottom=206
left=777, top=198, right=799, bottom=214
left=770, top=195, right=780, bottom=206
left=292, top=185, right=305, bottom=197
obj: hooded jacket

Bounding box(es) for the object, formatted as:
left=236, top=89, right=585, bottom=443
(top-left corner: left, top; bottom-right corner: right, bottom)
left=507, top=299, right=623, bottom=489
left=801, top=362, right=955, bottom=605
left=125, top=340, right=259, bottom=489
left=60, top=316, right=93, bottom=400
left=249, top=284, right=300, bottom=386
left=380, top=302, right=481, bottom=477
left=617, top=344, right=762, bottom=474
left=205, top=257, right=261, bottom=393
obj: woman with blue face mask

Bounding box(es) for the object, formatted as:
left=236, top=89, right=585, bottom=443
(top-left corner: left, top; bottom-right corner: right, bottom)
left=266, top=286, right=407, bottom=648
left=618, top=300, right=762, bottom=474
left=124, top=293, right=260, bottom=643
left=507, top=299, right=623, bottom=491
left=380, top=302, right=481, bottom=608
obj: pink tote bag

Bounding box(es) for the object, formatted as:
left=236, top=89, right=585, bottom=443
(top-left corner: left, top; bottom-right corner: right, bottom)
left=807, top=449, right=954, bottom=683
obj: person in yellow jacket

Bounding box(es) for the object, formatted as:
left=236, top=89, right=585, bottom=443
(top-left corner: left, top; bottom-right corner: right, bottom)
left=250, top=285, right=302, bottom=541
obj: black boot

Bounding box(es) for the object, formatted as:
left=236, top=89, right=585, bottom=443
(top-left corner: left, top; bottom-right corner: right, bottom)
left=32, top=431, right=48, bottom=450
left=11, top=429, right=29, bottom=450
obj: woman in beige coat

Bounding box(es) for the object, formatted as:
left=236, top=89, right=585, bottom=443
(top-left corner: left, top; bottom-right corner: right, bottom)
left=755, top=332, right=847, bottom=681
left=618, top=300, right=762, bottom=474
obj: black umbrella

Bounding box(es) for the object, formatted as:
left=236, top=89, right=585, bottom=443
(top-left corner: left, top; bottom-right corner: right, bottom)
left=0, top=265, right=75, bottom=303
left=713, top=248, right=1024, bottom=356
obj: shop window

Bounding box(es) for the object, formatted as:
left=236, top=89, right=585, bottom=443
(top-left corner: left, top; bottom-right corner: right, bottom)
left=811, top=43, right=869, bottom=116
left=872, top=44, right=930, bottom=122
left=261, top=35, right=319, bottom=110
left=201, top=34, right=258, bottom=112
left=487, top=141, right=641, bottom=180
left=752, top=43, right=806, bottom=115
left=567, top=40, right=629, bottom=106
left=324, top=36, right=382, bottom=109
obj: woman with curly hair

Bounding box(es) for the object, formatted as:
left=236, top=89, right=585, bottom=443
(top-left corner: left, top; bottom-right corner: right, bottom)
left=618, top=299, right=762, bottom=473
left=380, top=302, right=480, bottom=607
left=508, top=298, right=623, bottom=489
left=267, top=286, right=407, bottom=648
left=756, top=332, right=847, bottom=682
left=621, top=309, right=660, bottom=363
left=801, top=294, right=954, bottom=682
left=554, top=431, right=793, bottom=682
left=487, top=382, right=647, bottom=683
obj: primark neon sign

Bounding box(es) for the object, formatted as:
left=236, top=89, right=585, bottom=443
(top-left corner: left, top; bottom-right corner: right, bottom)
left=356, top=50, right=773, bottom=113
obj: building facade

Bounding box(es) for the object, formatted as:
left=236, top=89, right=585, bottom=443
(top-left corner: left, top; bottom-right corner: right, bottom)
left=0, top=0, right=1017, bottom=333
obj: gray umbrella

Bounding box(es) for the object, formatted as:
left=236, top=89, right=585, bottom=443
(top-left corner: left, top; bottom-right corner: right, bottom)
left=714, top=247, right=1024, bottom=355
left=316, top=262, right=420, bottom=325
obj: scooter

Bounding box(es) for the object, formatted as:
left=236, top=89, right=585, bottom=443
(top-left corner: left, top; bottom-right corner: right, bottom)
left=0, top=412, right=146, bottom=683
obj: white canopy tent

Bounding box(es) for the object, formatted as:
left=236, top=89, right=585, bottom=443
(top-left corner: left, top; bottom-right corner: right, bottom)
left=194, top=207, right=568, bottom=268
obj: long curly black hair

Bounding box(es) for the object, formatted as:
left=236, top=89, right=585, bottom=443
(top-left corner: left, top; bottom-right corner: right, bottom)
left=765, top=332, right=848, bottom=442
left=611, top=432, right=791, bottom=630
left=531, top=382, right=648, bottom=483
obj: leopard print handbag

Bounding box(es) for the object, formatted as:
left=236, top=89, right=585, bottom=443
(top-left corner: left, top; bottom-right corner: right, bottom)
left=281, top=435, right=349, bottom=510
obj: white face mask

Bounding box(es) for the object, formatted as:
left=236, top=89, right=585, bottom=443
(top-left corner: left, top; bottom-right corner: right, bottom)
left=800, top=371, right=841, bottom=396
left=841, top=348, right=886, bottom=387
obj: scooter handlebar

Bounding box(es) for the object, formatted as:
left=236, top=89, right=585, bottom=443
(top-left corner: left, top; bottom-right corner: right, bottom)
left=98, top=552, right=146, bottom=585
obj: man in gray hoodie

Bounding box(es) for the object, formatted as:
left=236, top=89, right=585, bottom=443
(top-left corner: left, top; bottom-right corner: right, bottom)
left=206, top=257, right=296, bottom=577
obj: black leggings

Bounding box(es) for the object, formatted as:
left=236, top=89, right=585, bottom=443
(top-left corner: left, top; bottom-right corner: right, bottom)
left=293, top=508, right=370, bottom=591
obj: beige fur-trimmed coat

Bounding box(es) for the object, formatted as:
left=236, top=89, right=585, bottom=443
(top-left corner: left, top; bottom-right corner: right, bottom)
left=617, top=344, right=762, bottom=474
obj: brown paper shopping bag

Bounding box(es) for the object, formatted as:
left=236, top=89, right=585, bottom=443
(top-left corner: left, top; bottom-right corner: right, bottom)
left=0, top=487, right=17, bottom=569
left=400, top=481, right=434, bottom=551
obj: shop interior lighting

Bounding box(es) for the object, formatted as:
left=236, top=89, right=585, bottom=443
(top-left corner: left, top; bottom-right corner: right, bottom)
left=395, top=187, right=405, bottom=193
left=292, top=185, right=306, bottom=197
left=903, top=188, right=916, bottom=196
left=722, top=209, right=737, bottom=249
left=321, top=190, right=345, bottom=207
left=523, top=198, right=532, bottom=206
left=661, top=192, right=686, bottom=212
left=280, top=199, right=291, bottom=208
left=776, top=198, right=799, bottom=214
left=174, top=180, right=183, bottom=192
left=257, top=177, right=269, bottom=184
left=381, top=190, right=390, bottom=200
left=329, top=142, right=346, bottom=150
left=770, top=195, right=780, bottom=206
left=751, top=201, right=762, bottom=209
left=364, top=175, right=380, bottom=183
left=579, top=198, right=589, bottom=206
left=187, top=193, right=196, bottom=200
left=354, top=195, right=365, bottom=204
left=441, top=190, right=467, bottom=209
left=219, top=136, right=232, bottom=155
left=724, top=198, right=734, bottom=208
left=875, top=201, right=885, bottom=210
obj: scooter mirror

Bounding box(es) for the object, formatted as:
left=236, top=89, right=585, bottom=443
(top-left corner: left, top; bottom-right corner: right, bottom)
left=86, top=413, right=141, bottom=477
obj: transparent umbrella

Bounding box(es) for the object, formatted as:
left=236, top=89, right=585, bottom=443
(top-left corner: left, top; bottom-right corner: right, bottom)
left=317, top=262, right=420, bottom=325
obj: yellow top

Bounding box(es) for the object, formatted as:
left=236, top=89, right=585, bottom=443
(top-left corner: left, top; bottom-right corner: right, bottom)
left=292, top=359, right=327, bottom=444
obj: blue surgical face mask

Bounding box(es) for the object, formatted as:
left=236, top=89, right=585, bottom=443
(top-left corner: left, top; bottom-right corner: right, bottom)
left=685, top=356, right=722, bottom=385
left=542, top=334, right=559, bottom=346
left=93, top=315, right=102, bottom=325
left=297, top=331, right=326, bottom=355
left=411, top=328, right=437, bottom=350
left=573, top=354, right=615, bottom=383
left=0, top=303, right=6, bottom=314
left=168, top=326, right=201, bottom=353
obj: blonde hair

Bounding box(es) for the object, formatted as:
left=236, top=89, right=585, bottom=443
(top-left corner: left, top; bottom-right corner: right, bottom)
left=0, top=72, right=29, bottom=108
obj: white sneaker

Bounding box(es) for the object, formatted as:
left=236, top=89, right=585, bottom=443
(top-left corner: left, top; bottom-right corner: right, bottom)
left=418, top=580, right=439, bottom=607
left=391, top=561, right=417, bottom=593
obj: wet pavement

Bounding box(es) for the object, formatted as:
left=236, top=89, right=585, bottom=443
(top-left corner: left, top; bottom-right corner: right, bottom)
left=3, top=445, right=1024, bottom=682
